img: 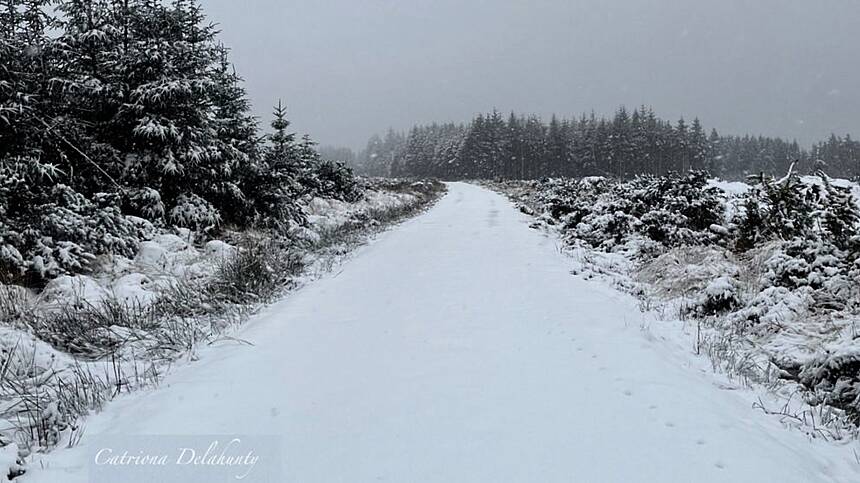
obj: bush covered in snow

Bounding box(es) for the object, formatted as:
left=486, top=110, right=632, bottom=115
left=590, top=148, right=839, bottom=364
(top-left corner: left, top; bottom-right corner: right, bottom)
left=698, top=276, right=742, bottom=316
left=312, top=160, right=363, bottom=203
left=528, top=171, right=726, bottom=251
left=168, top=194, right=222, bottom=234
left=795, top=348, right=860, bottom=424
left=0, top=178, right=155, bottom=285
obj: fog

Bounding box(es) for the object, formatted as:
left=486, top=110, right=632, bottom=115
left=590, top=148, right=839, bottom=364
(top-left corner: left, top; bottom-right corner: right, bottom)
left=204, top=0, right=860, bottom=149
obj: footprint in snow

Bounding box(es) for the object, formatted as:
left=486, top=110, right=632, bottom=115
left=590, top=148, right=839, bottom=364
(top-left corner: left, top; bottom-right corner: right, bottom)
left=665, top=421, right=676, bottom=428
left=623, top=390, right=633, bottom=396
left=696, top=439, right=706, bottom=446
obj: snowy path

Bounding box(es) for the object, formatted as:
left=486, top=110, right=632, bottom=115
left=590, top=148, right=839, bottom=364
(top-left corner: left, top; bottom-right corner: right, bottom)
left=27, top=183, right=859, bottom=482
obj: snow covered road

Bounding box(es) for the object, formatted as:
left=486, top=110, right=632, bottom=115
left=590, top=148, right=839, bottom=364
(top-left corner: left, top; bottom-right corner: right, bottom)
left=27, top=182, right=860, bottom=482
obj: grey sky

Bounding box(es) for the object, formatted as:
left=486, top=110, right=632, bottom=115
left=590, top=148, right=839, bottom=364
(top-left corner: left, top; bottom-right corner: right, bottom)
left=204, top=0, right=859, bottom=150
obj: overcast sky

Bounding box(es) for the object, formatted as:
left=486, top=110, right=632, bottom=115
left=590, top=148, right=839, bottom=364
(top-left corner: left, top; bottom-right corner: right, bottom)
left=203, top=0, right=859, bottom=150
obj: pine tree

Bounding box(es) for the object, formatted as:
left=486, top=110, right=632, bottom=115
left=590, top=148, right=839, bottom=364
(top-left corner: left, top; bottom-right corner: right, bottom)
left=298, top=134, right=320, bottom=169
left=689, top=118, right=707, bottom=172
left=674, top=117, right=689, bottom=172
left=818, top=173, right=860, bottom=249
left=737, top=167, right=818, bottom=250
left=361, top=134, right=383, bottom=176
left=250, top=101, right=305, bottom=230
left=547, top=115, right=566, bottom=177
left=707, top=128, right=721, bottom=175
left=207, top=44, right=259, bottom=225
left=270, top=100, right=297, bottom=155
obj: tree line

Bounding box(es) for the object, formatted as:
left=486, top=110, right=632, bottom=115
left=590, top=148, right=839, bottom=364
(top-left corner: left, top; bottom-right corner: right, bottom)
left=1, top=0, right=356, bottom=284
left=350, top=107, right=859, bottom=180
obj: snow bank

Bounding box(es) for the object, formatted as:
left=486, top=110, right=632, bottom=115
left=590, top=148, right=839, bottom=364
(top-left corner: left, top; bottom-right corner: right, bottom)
left=305, top=190, right=418, bottom=230
left=40, top=275, right=109, bottom=306
left=28, top=230, right=236, bottom=312
left=20, top=182, right=427, bottom=315
left=708, top=178, right=751, bottom=195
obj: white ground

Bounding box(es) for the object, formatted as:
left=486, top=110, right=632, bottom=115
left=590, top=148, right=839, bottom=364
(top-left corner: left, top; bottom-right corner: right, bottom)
left=25, top=183, right=860, bottom=482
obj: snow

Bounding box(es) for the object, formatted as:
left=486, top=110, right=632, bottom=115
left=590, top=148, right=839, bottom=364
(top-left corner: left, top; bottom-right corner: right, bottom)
left=39, top=275, right=110, bottom=306
left=0, top=442, right=21, bottom=479
left=708, top=176, right=860, bottom=222
left=111, top=273, right=158, bottom=306
left=134, top=241, right=169, bottom=269
left=709, top=176, right=860, bottom=209
left=704, top=276, right=735, bottom=298
left=800, top=175, right=860, bottom=208
left=0, top=326, right=71, bottom=377
left=35, top=233, right=226, bottom=311
left=305, top=190, right=418, bottom=230
left=24, top=183, right=860, bottom=482
left=203, top=240, right=236, bottom=259
left=708, top=223, right=730, bottom=236
left=708, top=179, right=750, bottom=196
